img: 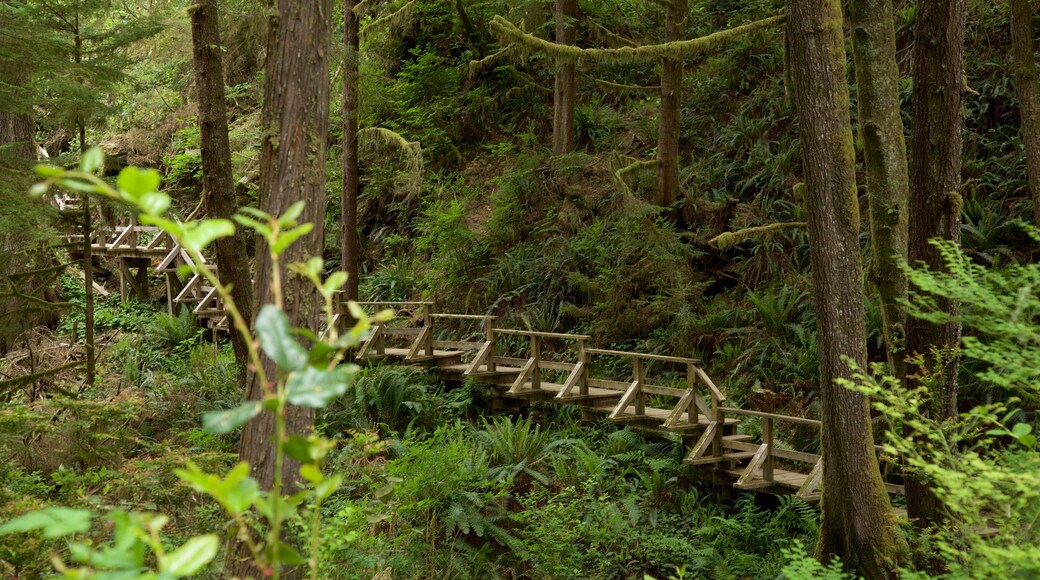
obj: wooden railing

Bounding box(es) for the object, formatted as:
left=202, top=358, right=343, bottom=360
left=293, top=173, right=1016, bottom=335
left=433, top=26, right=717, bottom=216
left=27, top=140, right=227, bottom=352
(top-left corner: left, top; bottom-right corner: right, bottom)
left=686, top=406, right=823, bottom=499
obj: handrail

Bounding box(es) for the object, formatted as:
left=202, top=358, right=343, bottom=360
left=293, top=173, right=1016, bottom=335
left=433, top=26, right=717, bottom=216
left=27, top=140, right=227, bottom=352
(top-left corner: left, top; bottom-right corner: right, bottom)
left=692, top=366, right=726, bottom=403
left=584, top=348, right=698, bottom=365
left=493, top=328, right=591, bottom=340
left=719, top=407, right=821, bottom=427
left=349, top=305, right=430, bottom=309
left=430, top=313, right=496, bottom=320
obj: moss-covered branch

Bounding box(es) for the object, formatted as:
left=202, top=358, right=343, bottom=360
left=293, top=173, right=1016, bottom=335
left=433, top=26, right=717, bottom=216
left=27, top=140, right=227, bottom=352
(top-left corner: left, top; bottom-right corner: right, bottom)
left=490, top=14, right=785, bottom=64
left=595, top=79, right=660, bottom=93
left=611, top=157, right=659, bottom=196
left=360, top=0, right=415, bottom=38
left=358, top=127, right=424, bottom=197
left=709, top=222, right=806, bottom=249
left=0, top=360, right=85, bottom=394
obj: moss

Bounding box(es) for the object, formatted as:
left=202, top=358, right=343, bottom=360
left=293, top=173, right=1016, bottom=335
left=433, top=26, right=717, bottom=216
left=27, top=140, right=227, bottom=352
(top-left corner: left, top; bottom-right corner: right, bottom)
left=489, top=14, right=786, bottom=65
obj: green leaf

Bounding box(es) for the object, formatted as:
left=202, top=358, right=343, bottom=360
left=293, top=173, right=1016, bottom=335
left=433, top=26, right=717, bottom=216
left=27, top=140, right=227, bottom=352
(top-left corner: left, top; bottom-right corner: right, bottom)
left=279, top=200, right=306, bottom=224
left=201, top=401, right=261, bottom=434
left=281, top=435, right=316, bottom=463
left=138, top=191, right=171, bottom=216
left=270, top=223, right=314, bottom=256
left=300, top=464, right=324, bottom=484
left=323, top=271, right=348, bottom=294
left=0, top=507, right=91, bottom=538
left=139, top=214, right=186, bottom=238
left=284, top=364, right=357, bottom=408
left=116, top=166, right=161, bottom=198
left=1011, top=423, right=1033, bottom=438
left=80, top=147, right=105, bottom=173
left=315, top=473, right=343, bottom=502
left=34, top=164, right=63, bottom=177
left=232, top=214, right=272, bottom=238
left=1020, top=434, right=1037, bottom=448
left=267, top=540, right=306, bottom=565
left=255, top=304, right=308, bottom=371
left=29, top=182, right=51, bottom=197
left=181, top=219, right=235, bottom=253
left=162, top=534, right=219, bottom=577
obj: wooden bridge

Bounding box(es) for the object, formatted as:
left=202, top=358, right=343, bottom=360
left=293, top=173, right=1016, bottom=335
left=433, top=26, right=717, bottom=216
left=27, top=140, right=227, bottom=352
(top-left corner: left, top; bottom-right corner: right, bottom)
left=63, top=214, right=906, bottom=503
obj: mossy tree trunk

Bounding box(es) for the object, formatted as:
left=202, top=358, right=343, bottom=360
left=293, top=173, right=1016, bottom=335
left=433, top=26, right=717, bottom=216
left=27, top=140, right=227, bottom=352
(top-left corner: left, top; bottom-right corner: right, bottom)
left=552, top=0, right=578, bottom=155
left=786, top=0, right=903, bottom=575
left=905, top=0, right=965, bottom=530
left=1011, top=0, right=1040, bottom=227
left=849, top=0, right=909, bottom=379
left=342, top=0, right=360, bottom=306
left=657, top=0, right=687, bottom=215
left=189, top=0, right=254, bottom=391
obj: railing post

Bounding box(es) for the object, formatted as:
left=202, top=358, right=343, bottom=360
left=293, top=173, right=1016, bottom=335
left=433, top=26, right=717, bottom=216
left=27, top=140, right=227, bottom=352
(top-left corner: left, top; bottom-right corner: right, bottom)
left=578, top=339, right=589, bottom=395
left=633, top=357, right=645, bottom=415
left=530, top=335, right=541, bottom=390
left=423, top=305, right=434, bottom=356
left=485, top=317, right=496, bottom=372
left=763, top=416, right=774, bottom=482
left=711, top=392, right=723, bottom=458
left=686, top=362, right=697, bottom=423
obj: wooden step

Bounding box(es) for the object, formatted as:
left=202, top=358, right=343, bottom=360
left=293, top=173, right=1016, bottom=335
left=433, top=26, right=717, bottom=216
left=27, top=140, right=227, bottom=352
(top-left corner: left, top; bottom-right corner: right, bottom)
left=686, top=451, right=758, bottom=465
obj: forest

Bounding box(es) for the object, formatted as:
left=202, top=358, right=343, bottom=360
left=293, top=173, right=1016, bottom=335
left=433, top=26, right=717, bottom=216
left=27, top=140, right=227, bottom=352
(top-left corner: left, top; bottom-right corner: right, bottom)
left=0, top=0, right=1039, bottom=578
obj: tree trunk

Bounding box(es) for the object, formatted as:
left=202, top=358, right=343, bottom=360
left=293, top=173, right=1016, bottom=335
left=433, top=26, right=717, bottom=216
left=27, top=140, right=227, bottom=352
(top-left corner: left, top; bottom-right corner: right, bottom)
left=552, top=0, right=577, bottom=155
left=189, top=0, right=254, bottom=390
left=905, top=0, right=964, bottom=529
left=1011, top=0, right=1040, bottom=227
left=657, top=0, right=686, bottom=213
left=849, top=0, right=910, bottom=379
left=786, top=0, right=903, bottom=576
left=0, top=110, right=33, bottom=159
left=239, top=0, right=331, bottom=491
left=341, top=0, right=360, bottom=306
left=227, top=1, right=331, bottom=575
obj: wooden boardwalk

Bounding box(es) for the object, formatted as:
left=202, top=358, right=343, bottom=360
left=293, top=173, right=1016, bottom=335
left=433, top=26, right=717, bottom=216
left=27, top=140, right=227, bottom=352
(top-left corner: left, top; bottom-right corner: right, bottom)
left=67, top=217, right=905, bottom=502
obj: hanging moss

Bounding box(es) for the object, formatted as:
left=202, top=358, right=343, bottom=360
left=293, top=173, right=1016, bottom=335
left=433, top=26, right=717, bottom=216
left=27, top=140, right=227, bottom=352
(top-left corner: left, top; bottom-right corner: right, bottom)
left=586, top=20, right=637, bottom=48
left=358, top=127, right=424, bottom=198
left=594, top=79, right=660, bottom=93
left=489, top=14, right=785, bottom=65
left=360, top=0, right=416, bottom=38
left=709, top=222, right=806, bottom=249
left=467, top=46, right=517, bottom=79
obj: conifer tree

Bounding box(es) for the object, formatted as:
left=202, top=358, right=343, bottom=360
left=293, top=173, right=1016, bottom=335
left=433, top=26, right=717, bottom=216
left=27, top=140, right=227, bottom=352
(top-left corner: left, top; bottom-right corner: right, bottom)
left=342, top=0, right=361, bottom=307
left=849, top=0, right=909, bottom=378
left=552, top=0, right=578, bottom=155
left=1010, top=0, right=1040, bottom=227
left=236, top=0, right=332, bottom=494
left=785, top=0, right=904, bottom=574
left=906, top=0, right=965, bottom=529
left=189, top=0, right=254, bottom=391
left=657, top=0, right=687, bottom=213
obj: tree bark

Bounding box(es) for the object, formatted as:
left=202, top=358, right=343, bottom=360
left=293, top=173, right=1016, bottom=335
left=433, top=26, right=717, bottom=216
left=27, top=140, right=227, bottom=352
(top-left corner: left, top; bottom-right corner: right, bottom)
left=341, top=0, right=360, bottom=306
left=1011, top=0, right=1040, bottom=228
left=657, top=0, right=686, bottom=213
left=0, top=110, right=33, bottom=159
left=189, top=0, right=254, bottom=391
left=227, top=1, right=331, bottom=575
left=786, top=0, right=903, bottom=576
left=905, top=0, right=964, bottom=529
left=849, top=0, right=910, bottom=379
left=239, top=0, right=331, bottom=490
left=552, top=0, right=577, bottom=155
